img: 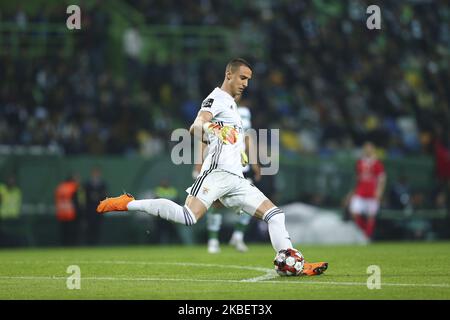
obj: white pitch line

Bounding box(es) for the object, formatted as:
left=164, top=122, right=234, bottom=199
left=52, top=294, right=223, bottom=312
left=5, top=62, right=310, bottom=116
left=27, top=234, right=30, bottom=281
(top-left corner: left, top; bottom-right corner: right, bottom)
left=261, top=280, right=450, bottom=288
left=1, top=260, right=278, bottom=283
left=241, top=271, right=279, bottom=282
left=2, top=260, right=450, bottom=289
left=5, top=260, right=270, bottom=272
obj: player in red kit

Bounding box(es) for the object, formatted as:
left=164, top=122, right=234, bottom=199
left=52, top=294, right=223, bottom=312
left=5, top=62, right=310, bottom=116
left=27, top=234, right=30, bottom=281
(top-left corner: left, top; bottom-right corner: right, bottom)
left=349, top=142, right=386, bottom=240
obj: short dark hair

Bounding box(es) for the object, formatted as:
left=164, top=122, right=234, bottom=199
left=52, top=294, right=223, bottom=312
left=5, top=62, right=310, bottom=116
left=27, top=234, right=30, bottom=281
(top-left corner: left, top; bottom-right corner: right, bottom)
left=226, top=58, right=252, bottom=73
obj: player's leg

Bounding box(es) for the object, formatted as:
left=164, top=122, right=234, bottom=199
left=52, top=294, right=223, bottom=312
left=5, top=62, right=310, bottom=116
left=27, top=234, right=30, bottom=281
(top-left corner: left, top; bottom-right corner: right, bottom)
left=365, top=216, right=376, bottom=238
left=245, top=179, right=327, bottom=275
left=219, top=177, right=292, bottom=253
left=253, top=199, right=293, bottom=252
left=350, top=195, right=367, bottom=232
left=229, top=212, right=251, bottom=252
left=253, top=198, right=328, bottom=276
left=229, top=173, right=255, bottom=252
left=97, top=171, right=228, bottom=226
left=207, top=201, right=224, bottom=253
left=364, top=199, right=380, bottom=239
left=222, top=178, right=327, bottom=276
left=97, top=193, right=207, bottom=226
left=352, top=213, right=366, bottom=231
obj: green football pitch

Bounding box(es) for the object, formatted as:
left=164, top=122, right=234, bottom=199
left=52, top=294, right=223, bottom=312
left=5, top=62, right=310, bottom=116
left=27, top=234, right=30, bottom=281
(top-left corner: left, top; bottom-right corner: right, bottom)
left=0, top=242, right=449, bottom=300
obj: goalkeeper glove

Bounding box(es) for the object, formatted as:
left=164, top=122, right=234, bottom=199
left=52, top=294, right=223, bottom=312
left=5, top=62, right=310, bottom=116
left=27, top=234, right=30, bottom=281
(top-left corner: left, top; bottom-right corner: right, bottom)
left=203, top=122, right=238, bottom=145
left=241, top=150, right=249, bottom=167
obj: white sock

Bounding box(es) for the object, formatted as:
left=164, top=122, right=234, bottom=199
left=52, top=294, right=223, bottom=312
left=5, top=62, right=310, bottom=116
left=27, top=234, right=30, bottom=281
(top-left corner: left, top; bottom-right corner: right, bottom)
left=127, top=199, right=197, bottom=226
left=231, top=230, right=244, bottom=242
left=263, top=207, right=293, bottom=252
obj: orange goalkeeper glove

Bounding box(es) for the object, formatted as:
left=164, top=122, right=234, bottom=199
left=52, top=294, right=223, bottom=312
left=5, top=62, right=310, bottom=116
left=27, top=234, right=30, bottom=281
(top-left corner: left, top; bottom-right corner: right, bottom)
left=203, top=122, right=238, bottom=145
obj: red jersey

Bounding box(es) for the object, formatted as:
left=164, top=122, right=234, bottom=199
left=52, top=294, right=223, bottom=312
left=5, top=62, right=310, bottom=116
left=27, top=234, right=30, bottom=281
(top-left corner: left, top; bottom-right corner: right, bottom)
left=354, top=157, right=385, bottom=198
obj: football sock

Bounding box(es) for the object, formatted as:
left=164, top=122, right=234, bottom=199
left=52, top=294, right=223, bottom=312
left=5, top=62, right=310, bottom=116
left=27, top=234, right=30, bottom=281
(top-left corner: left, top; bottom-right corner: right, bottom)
left=127, top=199, right=197, bottom=226
left=263, top=207, right=293, bottom=252
left=354, top=215, right=366, bottom=231
left=365, top=218, right=376, bottom=238
left=207, top=213, right=222, bottom=240
left=230, top=230, right=244, bottom=242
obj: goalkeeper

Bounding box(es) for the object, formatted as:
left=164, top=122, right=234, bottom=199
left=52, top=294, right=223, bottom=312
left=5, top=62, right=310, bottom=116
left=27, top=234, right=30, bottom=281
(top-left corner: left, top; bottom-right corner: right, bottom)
left=192, top=102, right=261, bottom=253
left=97, top=58, right=327, bottom=276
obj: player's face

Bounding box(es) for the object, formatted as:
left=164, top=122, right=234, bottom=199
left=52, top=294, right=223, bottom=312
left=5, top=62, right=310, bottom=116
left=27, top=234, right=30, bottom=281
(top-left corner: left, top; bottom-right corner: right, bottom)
left=363, top=142, right=375, bottom=157
left=227, top=66, right=252, bottom=98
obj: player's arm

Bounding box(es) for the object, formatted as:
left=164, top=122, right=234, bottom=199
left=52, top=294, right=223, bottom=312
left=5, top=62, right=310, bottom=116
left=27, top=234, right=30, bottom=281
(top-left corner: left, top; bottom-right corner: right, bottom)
left=190, top=111, right=210, bottom=178
left=189, top=110, right=213, bottom=141
left=375, top=172, right=387, bottom=201
left=189, top=110, right=238, bottom=145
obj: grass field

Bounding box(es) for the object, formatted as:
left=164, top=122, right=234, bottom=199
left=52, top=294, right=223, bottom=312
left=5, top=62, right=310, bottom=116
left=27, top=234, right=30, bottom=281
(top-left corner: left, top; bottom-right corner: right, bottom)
left=0, top=242, right=450, bottom=300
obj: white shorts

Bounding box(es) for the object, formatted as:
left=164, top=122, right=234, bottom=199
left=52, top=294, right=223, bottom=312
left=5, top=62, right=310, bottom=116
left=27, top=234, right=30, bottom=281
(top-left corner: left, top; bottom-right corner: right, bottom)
left=350, top=195, right=380, bottom=217
left=186, top=169, right=267, bottom=216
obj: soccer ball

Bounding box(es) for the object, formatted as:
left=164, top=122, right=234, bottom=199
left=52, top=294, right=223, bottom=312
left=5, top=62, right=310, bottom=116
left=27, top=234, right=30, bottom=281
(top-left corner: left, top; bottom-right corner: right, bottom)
left=273, top=248, right=305, bottom=276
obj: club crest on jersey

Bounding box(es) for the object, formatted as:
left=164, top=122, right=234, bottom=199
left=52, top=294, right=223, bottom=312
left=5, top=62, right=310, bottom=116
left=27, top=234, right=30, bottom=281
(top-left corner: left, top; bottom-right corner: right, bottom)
left=201, top=98, right=214, bottom=108
left=202, top=187, right=209, bottom=194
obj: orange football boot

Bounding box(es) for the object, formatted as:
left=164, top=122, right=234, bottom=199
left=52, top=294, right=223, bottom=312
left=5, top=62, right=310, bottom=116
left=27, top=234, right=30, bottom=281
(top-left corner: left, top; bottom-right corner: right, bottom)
left=96, top=193, right=135, bottom=214
left=300, top=261, right=328, bottom=276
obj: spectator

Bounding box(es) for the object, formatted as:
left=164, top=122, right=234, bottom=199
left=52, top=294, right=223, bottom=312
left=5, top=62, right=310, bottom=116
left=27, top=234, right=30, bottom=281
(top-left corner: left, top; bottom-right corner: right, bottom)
left=55, top=174, right=81, bottom=246
left=83, top=167, right=108, bottom=245
left=388, top=175, right=412, bottom=211
left=0, top=174, right=22, bottom=220
left=0, top=174, right=22, bottom=246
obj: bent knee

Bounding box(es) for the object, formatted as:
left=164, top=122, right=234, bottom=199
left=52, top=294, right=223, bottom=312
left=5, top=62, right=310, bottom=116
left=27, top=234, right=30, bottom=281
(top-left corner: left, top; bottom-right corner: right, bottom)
left=262, top=207, right=285, bottom=224
left=254, top=199, right=277, bottom=220
left=185, top=195, right=207, bottom=221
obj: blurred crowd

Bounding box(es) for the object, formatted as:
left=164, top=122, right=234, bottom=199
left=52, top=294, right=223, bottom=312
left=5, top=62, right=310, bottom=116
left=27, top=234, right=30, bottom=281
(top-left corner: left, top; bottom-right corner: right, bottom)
left=0, top=0, right=448, bottom=158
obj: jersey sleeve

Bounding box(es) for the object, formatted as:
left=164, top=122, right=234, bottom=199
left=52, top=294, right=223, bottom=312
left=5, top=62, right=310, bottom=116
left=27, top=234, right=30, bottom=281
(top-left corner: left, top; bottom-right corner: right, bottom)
left=199, top=97, right=226, bottom=118
left=375, top=161, right=385, bottom=176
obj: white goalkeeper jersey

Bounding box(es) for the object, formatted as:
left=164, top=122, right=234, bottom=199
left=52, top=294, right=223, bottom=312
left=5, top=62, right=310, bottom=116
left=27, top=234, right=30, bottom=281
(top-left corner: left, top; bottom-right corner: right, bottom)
left=199, top=87, right=246, bottom=178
